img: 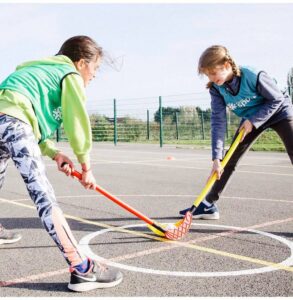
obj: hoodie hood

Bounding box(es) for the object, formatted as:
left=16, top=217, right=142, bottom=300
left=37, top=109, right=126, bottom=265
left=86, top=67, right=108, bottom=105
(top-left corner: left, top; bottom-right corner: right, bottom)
left=16, top=55, right=76, bottom=71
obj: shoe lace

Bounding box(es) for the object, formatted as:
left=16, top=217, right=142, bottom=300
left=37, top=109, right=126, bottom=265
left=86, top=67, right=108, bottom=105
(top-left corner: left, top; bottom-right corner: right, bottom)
left=93, top=261, right=108, bottom=273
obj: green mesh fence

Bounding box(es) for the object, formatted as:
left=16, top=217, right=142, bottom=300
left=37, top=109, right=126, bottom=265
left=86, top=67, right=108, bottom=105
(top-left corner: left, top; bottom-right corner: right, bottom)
left=55, top=87, right=293, bottom=152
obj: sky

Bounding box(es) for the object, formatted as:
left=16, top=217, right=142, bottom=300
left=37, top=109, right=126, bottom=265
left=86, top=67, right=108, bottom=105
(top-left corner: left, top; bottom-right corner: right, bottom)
left=0, top=2, right=293, bottom=118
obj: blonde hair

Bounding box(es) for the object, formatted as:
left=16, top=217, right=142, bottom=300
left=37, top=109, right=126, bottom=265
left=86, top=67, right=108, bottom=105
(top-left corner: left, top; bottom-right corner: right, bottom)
left=198, top=45, right=241, bottom=88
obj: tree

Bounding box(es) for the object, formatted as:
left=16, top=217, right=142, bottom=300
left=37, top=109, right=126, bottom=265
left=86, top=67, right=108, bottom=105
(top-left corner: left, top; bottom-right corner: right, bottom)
left=154, top=106, right=180, bottom=123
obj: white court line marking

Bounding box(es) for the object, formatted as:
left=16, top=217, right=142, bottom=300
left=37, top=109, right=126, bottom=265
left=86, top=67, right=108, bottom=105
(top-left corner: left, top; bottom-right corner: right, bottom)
left=89, top=160, right=293, bottom=176
left=223, top=196, right=292, bottom=203
left=89, top=158, right=292, bottom=169
left=56, top=145, right=290, bottom=161
left=35, top=149, right=291, bottom=171
left=238, top=164, right=292, bottom=169
left=79, top=223, right=293, bottom=277
left=0, top=197, right=292, bottom=286
left=8, top=159, right=293, bottom=176
left=1, top=219, right=293, bottom=287
left=0, top=269, right=68, bottom=287
left=2, top=219, right=292, bottom=287
left=55, top=146, right=196, bottom=157
left=106, top=217, right=293, bottom=264
left=11, top=195, right=293, bottom=204
left=89, top=158, right=197, bottom=164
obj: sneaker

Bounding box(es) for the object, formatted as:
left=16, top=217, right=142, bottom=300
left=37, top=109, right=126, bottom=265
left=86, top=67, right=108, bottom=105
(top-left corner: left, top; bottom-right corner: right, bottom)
left=179, top=201, right=220, bottom=220
left=68, top=259, right=123, bottom=292
left=0, top=225, right=22, bottom=245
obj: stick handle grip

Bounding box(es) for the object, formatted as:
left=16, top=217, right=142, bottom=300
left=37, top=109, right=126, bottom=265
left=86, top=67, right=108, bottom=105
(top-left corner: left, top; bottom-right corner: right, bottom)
left=193, top=128, right=245, bottom=208
left=70, top=170, right=156, bottom=226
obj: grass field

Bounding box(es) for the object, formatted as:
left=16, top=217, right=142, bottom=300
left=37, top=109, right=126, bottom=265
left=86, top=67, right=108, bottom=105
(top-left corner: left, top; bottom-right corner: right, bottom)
left=165, top=130, right=286, bottom=152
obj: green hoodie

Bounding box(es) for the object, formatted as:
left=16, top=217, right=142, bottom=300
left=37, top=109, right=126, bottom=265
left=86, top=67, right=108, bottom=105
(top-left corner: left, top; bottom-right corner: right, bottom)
left=0, top=55, right=92, bottom=164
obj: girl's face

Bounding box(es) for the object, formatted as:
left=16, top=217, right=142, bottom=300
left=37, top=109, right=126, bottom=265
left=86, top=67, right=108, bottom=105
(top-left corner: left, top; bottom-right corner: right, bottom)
left=74, top=56, right=101, bottom=87
left=204, top=62, right=233, bottom=86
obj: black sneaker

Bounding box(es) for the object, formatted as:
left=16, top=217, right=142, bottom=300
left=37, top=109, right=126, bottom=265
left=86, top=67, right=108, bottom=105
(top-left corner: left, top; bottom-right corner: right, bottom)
left=0, top=225, right=22, bottom=245
left=179, top=202, right=220, bottom=220
left=68, top=259, right=123, bottom=292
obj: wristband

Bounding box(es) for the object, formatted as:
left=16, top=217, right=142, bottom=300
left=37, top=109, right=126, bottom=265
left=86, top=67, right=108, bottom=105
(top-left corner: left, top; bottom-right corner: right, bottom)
left=82, top=168, right=91, bottom=172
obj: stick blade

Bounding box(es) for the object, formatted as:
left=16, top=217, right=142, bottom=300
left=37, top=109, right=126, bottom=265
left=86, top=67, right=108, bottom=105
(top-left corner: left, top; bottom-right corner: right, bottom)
left=164, top=212, right=192, bottom=240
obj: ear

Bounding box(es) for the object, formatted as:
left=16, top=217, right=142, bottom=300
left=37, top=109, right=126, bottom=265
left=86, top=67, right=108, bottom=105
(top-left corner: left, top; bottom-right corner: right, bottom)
left=224, top=61, right=231, bottom=70
left=74, top=59, right=86, bottom=71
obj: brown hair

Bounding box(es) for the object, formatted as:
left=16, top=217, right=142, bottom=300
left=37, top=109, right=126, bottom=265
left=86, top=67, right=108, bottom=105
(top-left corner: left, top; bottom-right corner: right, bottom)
left=56, top=35, right=103, bottom=63
left=198, top=45, right=240, bottom=88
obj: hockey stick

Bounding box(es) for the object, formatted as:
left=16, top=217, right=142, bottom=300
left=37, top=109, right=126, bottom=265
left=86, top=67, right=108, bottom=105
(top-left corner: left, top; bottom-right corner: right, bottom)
left=183, top=128, right=245, bottom=221
left=65, top=166, right=192, bottom=240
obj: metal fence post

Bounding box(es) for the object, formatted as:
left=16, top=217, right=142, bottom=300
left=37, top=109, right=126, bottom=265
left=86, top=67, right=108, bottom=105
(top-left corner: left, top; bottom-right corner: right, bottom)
left=147, top=109, right=150, bottom=140
left=114, top=98, right=117, bottom=146
left=175, top=112, right=179, bottom=140
left=159, top=96, right=163, bottom=147
left=200, top=111, right=205, bottom=140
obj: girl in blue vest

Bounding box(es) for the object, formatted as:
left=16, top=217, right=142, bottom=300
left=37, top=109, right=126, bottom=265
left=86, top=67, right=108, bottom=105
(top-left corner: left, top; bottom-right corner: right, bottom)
left=180, top=45, right=293, bottom=219
left=0, top=36, right=122, bottom=292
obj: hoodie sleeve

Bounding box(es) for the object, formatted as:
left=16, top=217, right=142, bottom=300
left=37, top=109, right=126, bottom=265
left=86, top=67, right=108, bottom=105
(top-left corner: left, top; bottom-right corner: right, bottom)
left=61, top=73, right=92, bottom=165
left=249, top=72, right=285, bottom=128
left=39, top=139, right=59, bottom=158
left=210, top=86, right=227, bottom=161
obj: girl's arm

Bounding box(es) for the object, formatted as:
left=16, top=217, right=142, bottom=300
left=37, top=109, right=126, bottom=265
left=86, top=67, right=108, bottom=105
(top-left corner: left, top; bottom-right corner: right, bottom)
left=249, top=72, right=285, bottom=128
left=61, top=73, right=92, bottom=167
left=210, top=87, right=227, bottom=161
left=209, top=87, right=227, bottom=180
left=39, top=139, right=59, bottom=159
left=61, top=74, right=96, bottom=189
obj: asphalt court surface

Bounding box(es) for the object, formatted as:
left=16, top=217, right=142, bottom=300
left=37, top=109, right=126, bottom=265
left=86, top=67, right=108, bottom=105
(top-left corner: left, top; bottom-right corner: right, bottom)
left=0, top=142, right=292, bottom=297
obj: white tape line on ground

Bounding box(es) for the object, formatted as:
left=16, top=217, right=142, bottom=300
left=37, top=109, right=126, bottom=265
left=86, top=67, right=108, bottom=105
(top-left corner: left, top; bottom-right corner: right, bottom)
left=79, top=223, right=293, bottom=277
left=11, top=194, right=293, bottom=204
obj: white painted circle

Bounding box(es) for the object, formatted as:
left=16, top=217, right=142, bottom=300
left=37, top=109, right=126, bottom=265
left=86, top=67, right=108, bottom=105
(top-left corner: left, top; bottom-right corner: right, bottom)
left=79, top=223, right=293, bottom=277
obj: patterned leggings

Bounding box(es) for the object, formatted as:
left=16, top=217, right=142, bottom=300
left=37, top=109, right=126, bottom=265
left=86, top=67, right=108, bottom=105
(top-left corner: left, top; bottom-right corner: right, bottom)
left=0, top=114, right=85, bottom=267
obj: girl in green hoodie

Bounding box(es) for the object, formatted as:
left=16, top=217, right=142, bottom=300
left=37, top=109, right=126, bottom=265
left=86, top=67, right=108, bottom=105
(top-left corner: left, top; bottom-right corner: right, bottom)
left=0, top=35, right=122, bottom=292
